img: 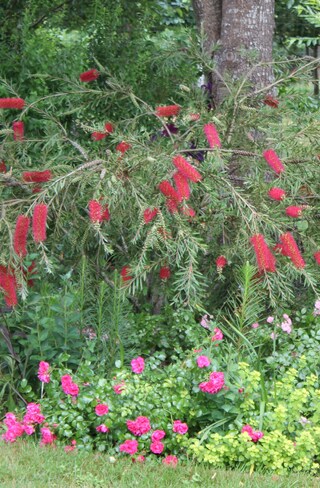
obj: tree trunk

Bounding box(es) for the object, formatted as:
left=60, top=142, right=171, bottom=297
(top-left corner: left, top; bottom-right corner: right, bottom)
left=192, top=0, right=275, bottom=104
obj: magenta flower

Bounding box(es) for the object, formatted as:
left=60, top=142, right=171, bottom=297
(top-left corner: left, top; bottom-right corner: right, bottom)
left=61, top=375, right=79, bottom=397
left=150, top=440, right=164, bottom=454
left=196, top=355, right=211, bottom=368
left=151, top=430, right=166, bottom=442
left=162, top=455, right=178, bottom=466
left=211, top=327, right=223, bottom=342
left=131, top=356, right=145, bottom=374
left=119, top=439, right=138, bottom=455
left=199, top=371, right=225, bottom=394
left=96, top=424, right=109, bottom=433
left=37, top=361, right=50, bottom=383
left=127, top=416, right=151, bottom=436
left=173, top=420, right=188, bottom=435
left=95, top=404, right=109, bottom=416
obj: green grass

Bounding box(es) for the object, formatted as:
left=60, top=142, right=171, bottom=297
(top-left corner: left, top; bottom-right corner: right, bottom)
left=0, top=441, right=319, bottom=488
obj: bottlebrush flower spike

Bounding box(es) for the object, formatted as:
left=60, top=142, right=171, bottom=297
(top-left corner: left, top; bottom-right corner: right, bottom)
left=159, top=266, right=171, bottom=280
left=155, top=105, right=180, bottom=117
left=159, top=180, right=180, bottom=202
left=280, top=232, right=305, bottom=269
left=23, top=170, right=52, bottom=183
left=203, top=123, right=221, bottom=148
left=32, top=204, right=48, bottom=243
left=13, top=215, right=30, bottom=257
left=91, top=132, right=106, bottom=141
left=0, top=266, right=17, bottom=307
left=263, top=149, right=285, bottom=174
left=268, top=187, right=286, bottom=201
left=173, top=171, right=190, bottom=200
left=216, top=255, right=227, bottom=272
left=105, top=123, right=114, bottom=133
left=101, top=204, right=110, bottom=221
left=314, top=251, right=320, bottom=265
left=273, top=243, right=289, bottom=256
left=166, top=198, right=178, bottom=214
left=0, top=98, right=25, bottom=109
left=143, top=208, right=158, bottom=224
left=120, top=266, right=132, bottom=282
left=116, top=141, right=131, bottom=154
left=0, top=161, right=7, bottom=173
left=88, top=200, right=103, bottom=223
left=250, top=234, right=276, bottom=273
left=286, top=206, right=303, bottom=218
left=79, top=69, right=99, bottom=82
left=263, top=95, right=279, bottom=108
left=181, top=206, right=195, bottom=218
left=172, top=155, right=202, bottom=182
left=13, top=121, right=24, bottom=141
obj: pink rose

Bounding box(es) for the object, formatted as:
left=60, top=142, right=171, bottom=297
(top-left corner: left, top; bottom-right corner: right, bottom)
left=40, top=427, right=57, bottom=445
left=131, top=356, right=145, bottom=374
left=95, top=404, right=109, bottom=416
left=23, top=424, right=35, bottom=435
left=173, top=420, right=188, bottom=435
left=199, top=371, right=225, bottom=394
left=96, top=424, right=109, bottom=433
left=251, top=322, right=259, bottom=329
left=113, top=381, right=125, bottom=394
left=61, top=375, right=79, bottom=397
left=211, top=327, right=223, bottom=342
left=196, top=355, right=211, bottom=368
left=266, top=316, right=274, bottom=323
left=119, top=439, right=138, bottom=455
left=241, top=424, right=264, bottom=443
left=23, top=403, right=45, bottom=425
left=37, top=361, right=50, bottom=383
left=151, top=430, right=166, bottom=442
left=127, top=416, right=151, bottom=436
left=162, top=455, right=178, bottom=466
left=150, top=440, right=164, bottom=454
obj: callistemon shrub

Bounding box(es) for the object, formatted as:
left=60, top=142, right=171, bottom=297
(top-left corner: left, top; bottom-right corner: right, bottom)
left=0, top=66, right=319, bottom=310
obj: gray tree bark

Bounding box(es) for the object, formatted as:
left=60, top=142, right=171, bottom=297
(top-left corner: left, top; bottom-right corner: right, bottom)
left=192, top=0, right=275, bottom=104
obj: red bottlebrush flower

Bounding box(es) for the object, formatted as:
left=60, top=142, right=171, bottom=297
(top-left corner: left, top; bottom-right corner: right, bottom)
left=172, top=155, right=202, bottom=183
left=101, top=204, right=110, bottom=221
left=91, top=132, right=106, bottom=141
left=268, top=187, right=286, bottom=201
left=263, top=95, right=279, bottom=108
left=0, top=266, right=17, bottom=307
left=189, top=113, right=200, bottom=121
left=32, top=204, right=48, bottom=243
left=13, top=215, right=30, bottom=257
left=280, top=232, right=305, bottom=269
left=263, top=149, right=285, bottom=175
left=155, top=105, right=180, bottom=118
left=26, top=261, right=37, bottom=287
left=250, top=234, right=276, bottom=273
left=173, top=172, right=190, bottom=201
left=88, top=200, right=103, bottom=223
left=120, top=266, right=132, bottom=282
left=0, top=98, right=25, bottom=109
left=166, top=198, right=178, bottom=214
left=0, top=161, right=7, bottom=173
left=159, top=180, right=180, bottom=202
left=216, top=255, right=227, bottom=271
left=23, top=170, right=52, bottom=183
left=273, top=243, right=289, bottom=256
left=203, top=123, right=221, bottom=149
left=116, top=141, right=131, bottom=154
left=285, top=206, right=303, bottom=218
left=105, top=123, right=114, bottom=134
left=13, top=121, right=24, bottom=141
left=79, top=69, right=99, bottom=82
left=143, top=208, right=158, bottom=224
left=180, top=206, right=195, bottom=218
left=159, top=266, right=171, bottom=280
left=314, top=251, right=320, bottom=265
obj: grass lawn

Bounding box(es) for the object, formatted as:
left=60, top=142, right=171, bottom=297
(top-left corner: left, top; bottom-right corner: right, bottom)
left=1, top=441, right=320, bottom=487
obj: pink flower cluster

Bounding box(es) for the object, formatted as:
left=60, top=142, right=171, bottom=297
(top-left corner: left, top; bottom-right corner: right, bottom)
left=96, top=424, right=109, bottom=433
left=40, top=427, right=57, bottom=445
left=314, top=300, right=320, bottom=316
left=95, top=403, right=109, bottom=416
left=37, top=361, right=50, bottom=383
left=172, top=420, right=188, bottom=435
left=61, top=375, right=79, bottom=397
left=197, top=355, right=211, bottom=368
left=127, top=416, right=151, bottom=436
left=3, top=403, right=47, bottom=443
left=119, top=439, right=138, bottom=455
left=131, top=356, right=145, bottom=374
left=150, top=440, right=164, bottom=454
left=281, top=314, right=292, bottom=334
left=113, top=380, right=125, bottom=394
left=212, top=327, right=223, bottom=342
left=23, top=403, right=45, bottom=425
left=3, top=413, right=24, bottom=443
left=162, top=455, right=178, bottom=466
left=151, top=429, right=166, bottom=441
left=241, top=424, right=264, bottom=442
left=199, top=371, right=225, bottom=394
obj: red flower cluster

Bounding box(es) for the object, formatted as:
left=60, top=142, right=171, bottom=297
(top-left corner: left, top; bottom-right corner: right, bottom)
left=120, top=266, right=132, bottom=282
left=263, top=95, right=279, bottom=108
left=23, top=170, right=52, bottom=183
left=166, top=198, right=178, bottom=214
left=216, top=255, right=227, bottom=272
left=159, top=266, right=170, bottom=280
left=314, top=251, right=320, bottom=265
left=280, top=233, right=305, bottom=269
left=173, top=155, right=202, bottom=183
left=250, top=234, right=276, bottom=273
left=0, top=98, right=25, bottom=109
left=263, top=149, right=285, bottom=174
left=286, top=206, right=303, bottom=218
left=91, top=122, right=114, bottom=141
left=173, top=171, right=190, bottom=200
left=203, top=123, right=221, bottom=148
left=79, top=69, right=99, bottom=82
left=116, top=141, right=131, bottom=154
left=143, top=208, right=158, bottom=224
left=13, top=121, right=24, bottom=141
left=199, top=372, right=225, bottom=394
left=88, top=200, right=110, bottom=223
left=268, top=187, right=286, bottom=201
left=0, top=266, right=17, bottom=307
left=159, top=180, right=180, bottom=202
left=0, top=161, right=7, bottom=173
left=13, top=215, right=30, bottom=257
left=61, top=375, right=79, bottom=396
left=181, top=206, right=195, bottom=218
left=32, top=204, right=48, bottom=243
left=155, top=105, right=180, bottom=117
